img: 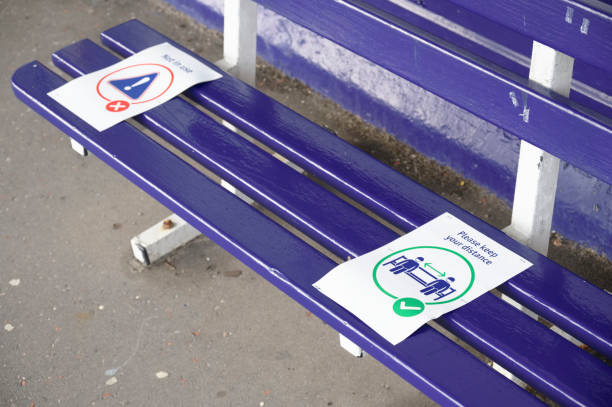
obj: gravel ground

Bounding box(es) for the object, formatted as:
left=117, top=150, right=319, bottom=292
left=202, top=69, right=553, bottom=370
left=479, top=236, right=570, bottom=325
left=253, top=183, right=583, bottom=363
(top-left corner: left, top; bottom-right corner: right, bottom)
left=0, top=1, right=610, bottom=407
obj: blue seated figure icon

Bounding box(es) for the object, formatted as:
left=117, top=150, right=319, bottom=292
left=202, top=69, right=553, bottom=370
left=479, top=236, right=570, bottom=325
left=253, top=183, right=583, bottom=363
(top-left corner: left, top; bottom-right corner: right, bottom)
left=385, top=256, right=424, bottom=275
left=420, top=277, right=456, bottom=301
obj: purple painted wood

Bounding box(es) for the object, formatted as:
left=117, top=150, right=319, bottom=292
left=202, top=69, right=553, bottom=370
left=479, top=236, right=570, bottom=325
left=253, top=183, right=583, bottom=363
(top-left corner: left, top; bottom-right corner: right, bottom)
left=53, top=40, right=398, bottom=260
left=11, top=61, right=545, bottom=407
left=363, top=0, right=612, bottom=118
left=100, top=20, right=612, bottom=361
left=251, top=0, right=612, bottom=186
left=51, top=38, right=612, bottom=406
left=442, top=0, right=612, bottom=73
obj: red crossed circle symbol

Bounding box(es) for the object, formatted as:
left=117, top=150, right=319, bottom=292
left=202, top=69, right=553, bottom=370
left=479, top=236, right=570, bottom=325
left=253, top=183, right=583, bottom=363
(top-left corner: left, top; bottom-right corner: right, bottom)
left=105, top=100, right=130, bottom=113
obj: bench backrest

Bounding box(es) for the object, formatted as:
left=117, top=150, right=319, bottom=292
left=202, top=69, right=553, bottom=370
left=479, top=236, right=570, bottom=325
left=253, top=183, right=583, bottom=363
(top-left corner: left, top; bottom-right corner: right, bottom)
left=366, top=0, right=612, bottom=117
left=256, top=0, right=612, bottom=186
left=444, top=0, right=612, bottom=71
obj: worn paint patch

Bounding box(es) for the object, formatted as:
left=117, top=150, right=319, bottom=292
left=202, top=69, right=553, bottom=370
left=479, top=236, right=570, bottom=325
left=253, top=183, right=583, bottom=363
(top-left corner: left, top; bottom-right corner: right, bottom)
left=565, top=7, right=574, bottom=24
left=580, top=18, right=590, bottom=34
left=509, top=91, right=518, bottom=107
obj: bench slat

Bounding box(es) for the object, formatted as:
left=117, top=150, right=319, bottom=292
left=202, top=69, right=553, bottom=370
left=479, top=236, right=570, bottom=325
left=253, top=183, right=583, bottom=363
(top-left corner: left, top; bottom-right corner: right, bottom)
left=11, top=61, right=543, bottom=407
left=52, top=39, right=612, bottom=407
left=363, top=0, right=612, bottom=118
left=255, top=0, right=612, bottom=186
left=100, top=20, right=612, bottom=361
left=443, top=0, right=612, bottom=73
left=52, top=40, right=398, bottom=260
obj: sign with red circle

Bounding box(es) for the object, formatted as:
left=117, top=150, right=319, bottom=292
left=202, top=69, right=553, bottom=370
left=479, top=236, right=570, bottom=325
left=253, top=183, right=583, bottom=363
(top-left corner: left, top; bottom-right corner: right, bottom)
left=46, top=42, right=222, bottom=132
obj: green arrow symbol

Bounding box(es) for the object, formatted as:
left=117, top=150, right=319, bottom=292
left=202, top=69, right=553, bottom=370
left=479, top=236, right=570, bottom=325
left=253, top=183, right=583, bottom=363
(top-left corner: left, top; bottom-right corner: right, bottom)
left=424, top=262, right=445, bottom=277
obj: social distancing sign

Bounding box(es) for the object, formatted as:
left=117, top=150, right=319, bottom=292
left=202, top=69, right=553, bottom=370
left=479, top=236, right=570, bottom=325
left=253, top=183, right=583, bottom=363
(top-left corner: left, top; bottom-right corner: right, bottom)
left=313, top=212, right=532, bottom=345
left=48, top=42, right=222, bottom=131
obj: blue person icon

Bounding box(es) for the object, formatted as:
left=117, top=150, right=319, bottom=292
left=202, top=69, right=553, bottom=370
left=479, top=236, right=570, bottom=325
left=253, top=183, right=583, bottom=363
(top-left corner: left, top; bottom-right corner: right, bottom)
left=420, top=277, right=455, bottom=296
left=387, top=256, right=424, bottom=275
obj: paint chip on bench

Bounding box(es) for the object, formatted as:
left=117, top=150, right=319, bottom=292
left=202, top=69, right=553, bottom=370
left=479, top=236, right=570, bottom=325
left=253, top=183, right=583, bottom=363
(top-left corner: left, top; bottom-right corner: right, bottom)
left=48, top=42, right=222, bottom=131
left=313, top=212, right=532, bottom=345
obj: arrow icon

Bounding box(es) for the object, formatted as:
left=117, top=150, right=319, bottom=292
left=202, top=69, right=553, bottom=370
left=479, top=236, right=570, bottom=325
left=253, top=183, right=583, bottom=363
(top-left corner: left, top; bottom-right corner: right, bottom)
left=424, top=262, right=445, bottom=277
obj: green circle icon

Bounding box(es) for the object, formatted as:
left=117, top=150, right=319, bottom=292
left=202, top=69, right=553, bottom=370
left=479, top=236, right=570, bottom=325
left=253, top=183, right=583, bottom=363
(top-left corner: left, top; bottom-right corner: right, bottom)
left=393, top=297, right=425, bottom=317
left=373, top=246, right=475, bottom=305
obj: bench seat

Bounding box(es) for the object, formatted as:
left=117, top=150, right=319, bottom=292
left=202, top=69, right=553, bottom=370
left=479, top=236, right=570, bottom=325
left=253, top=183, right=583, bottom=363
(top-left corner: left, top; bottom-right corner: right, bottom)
left=100, top=20, right=612, bottom=359
left=12, top=60, right=542, bottom=407
left=12, top=18, right=612, bottom=407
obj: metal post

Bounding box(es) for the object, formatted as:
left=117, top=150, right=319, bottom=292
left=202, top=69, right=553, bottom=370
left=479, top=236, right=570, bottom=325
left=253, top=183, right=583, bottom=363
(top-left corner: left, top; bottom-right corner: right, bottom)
left=217, top=0, right=258, bottom=85
left=496, top=41, right=576, bottom=382
left=70, top=138, right=87, bottom=156
left=339, top=333, right=363, bottom=358
left=130, top=1, right=260, bottom=265
left=504, top=41, right=574, bottom=255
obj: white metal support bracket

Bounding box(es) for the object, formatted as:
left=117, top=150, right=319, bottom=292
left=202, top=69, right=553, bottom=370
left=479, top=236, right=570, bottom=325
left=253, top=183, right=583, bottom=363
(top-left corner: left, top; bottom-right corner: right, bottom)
left=496, top=41, right=584, bottom=381
left=130, top=214, right=200, bottom=265
left=216, top=0, right=258, bottom=86
left=503, top=41, right=574, bottom=255
left=70, top=138, right=87, bottom=156
left=339, top=333, right=363, bottom=357
left=130, top=2, right=260, bottom=265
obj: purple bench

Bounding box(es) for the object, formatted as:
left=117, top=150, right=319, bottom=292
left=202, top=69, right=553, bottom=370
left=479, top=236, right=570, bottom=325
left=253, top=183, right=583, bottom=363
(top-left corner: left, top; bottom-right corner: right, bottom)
left=11, top=4, right=612, bottom=405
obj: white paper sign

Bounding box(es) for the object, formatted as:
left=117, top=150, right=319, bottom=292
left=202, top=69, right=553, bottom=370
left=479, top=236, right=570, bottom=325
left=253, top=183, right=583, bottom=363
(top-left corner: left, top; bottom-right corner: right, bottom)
left=313, top=212, right=532, bottom=345
left=48, top=42, right=222, bottom=131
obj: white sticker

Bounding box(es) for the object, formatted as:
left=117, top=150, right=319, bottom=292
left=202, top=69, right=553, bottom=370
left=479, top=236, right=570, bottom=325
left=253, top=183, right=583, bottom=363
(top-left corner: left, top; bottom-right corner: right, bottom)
left=48, top=42, right=222, bottom=131
left=313, top=212, right=532, bottom=345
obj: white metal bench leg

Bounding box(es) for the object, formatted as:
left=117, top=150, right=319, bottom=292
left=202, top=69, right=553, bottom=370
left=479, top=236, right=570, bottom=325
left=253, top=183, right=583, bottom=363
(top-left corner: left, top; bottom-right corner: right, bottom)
left=504, top=140, right=561, bottom=255
left=130, top=214, right=200, bottom=265
left=70, top=138, right=87, bottom=156
left=498, top=41, right=584, bottom=378
left=339, top=333, right=363, bottom=358
left=503, top=41, right=573, bottom=256
left=216, top=0, right=258, bottom=86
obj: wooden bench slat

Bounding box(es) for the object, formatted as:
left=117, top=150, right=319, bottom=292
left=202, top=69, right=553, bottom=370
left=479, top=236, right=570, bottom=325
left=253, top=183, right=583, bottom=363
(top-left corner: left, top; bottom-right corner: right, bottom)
left=253, top=0, right=612, bottom=186
left=11, top=61, right=544, bottom=407
left=443, top=0, right=612, bottom=73
left=363, top=0, right=612, bottom=118
left=53, top=40, right=398, bottom=260
left=52, top=39, right=612, bottom=407
left=100, top=20, right=612, bottom=361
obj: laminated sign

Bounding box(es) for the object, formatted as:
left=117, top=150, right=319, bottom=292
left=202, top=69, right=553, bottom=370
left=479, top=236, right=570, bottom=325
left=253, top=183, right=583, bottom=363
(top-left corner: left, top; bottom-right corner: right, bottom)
left=48, top=42, right=222, bottom=131
left=313, top=213, right=532, bottom=345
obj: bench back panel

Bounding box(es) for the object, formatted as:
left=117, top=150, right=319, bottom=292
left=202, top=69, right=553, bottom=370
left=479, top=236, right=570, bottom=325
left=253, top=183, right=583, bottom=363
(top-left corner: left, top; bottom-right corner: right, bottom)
left=364, top=0, right=612, bottom=117
left=444, top=0, right=612, bottom=72
left=254, top=0, right=612, bottom=187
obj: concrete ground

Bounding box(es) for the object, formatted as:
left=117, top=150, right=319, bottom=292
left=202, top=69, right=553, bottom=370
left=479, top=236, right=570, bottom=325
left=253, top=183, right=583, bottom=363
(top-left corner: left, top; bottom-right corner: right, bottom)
left=1, top=1, right=610, bottom=407
left=0, top=1, right=437, bottom=406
